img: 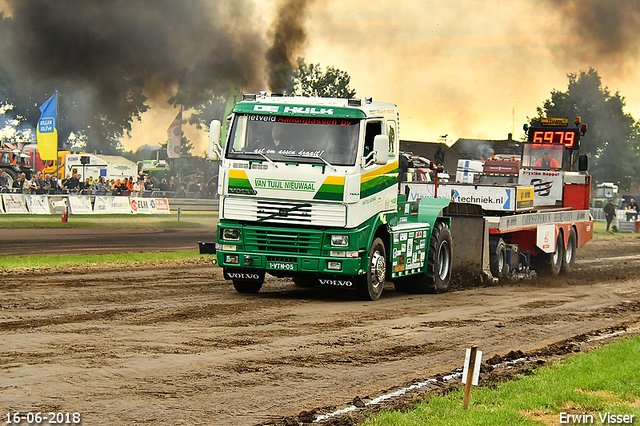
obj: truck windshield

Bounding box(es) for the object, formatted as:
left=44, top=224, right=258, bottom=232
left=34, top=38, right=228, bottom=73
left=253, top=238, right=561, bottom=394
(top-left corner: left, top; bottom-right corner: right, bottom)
left=226, top=114, right=361, bottom=166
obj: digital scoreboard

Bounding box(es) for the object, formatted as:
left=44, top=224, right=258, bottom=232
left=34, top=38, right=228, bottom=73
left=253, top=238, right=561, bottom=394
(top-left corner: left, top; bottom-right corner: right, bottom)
left=527, top=127, right=580, bottom=149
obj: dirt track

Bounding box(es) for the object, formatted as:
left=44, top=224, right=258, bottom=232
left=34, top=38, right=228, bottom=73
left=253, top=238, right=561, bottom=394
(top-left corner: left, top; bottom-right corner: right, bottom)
left=1, top=234, right=640, bottom=425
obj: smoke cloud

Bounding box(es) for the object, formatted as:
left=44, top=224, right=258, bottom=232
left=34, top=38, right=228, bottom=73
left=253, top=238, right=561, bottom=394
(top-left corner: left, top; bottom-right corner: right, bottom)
left=0, top=0, right=317, bottom=149
left=266, top=0, right=315, bottom=93
left=543, top=0, right=640, bottom=65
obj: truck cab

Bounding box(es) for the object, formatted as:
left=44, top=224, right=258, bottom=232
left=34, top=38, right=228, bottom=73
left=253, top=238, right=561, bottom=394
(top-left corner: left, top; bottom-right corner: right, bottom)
left=209, top=94, right=452, bottom=300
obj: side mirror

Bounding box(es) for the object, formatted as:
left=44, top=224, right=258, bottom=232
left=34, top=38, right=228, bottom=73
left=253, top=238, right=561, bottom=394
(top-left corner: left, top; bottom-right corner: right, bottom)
left=578, top=154, right=588, bottom=172
left=373, top=134, right=389, bottom=165
left=208, top=120, right=222, bottom=161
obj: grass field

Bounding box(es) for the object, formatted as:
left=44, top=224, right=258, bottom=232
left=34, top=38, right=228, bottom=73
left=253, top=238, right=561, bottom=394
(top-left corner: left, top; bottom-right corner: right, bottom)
left=363, top=337, right=640, bottom=426
left=0, top=212, right=219, bottom=228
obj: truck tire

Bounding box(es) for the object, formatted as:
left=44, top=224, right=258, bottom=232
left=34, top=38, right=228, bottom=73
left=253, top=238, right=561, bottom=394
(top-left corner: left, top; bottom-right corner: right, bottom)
left=292, top=277, right=316, bottom=288
left=489, top=238, right=508, bottom=279
left=413, top=222, right=453, bottom=294
left=226, top=270, right=265, bottom=294
left=561, top=228, right=577, bottom=274
left=356, top=237, right=386, bottom=301
left=533, top=232, right=564, bottom=276
left=3, top=168, right=17, bottom=188
left=233, top=280, right=264, bottom=294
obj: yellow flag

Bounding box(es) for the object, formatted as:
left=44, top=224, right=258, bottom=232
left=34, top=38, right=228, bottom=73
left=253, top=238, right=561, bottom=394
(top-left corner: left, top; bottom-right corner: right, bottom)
left=36, top=92, right=58, bottom=161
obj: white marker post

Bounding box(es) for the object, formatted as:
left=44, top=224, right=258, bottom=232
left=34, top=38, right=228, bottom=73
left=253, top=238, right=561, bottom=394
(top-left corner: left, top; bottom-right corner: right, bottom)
left=462, top=345, right=482, bottom=409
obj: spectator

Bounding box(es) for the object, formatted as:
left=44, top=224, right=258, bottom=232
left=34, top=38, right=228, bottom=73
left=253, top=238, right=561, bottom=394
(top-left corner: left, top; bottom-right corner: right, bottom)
left=159, top=178, right=169, bottom=192
left=175, top=182, right=186, bottom=198
left=132, top=177, right=145, bottom=197
left=42, top=173, right=52, bottom=194
left=28, top=176, right=39, bottom=194
left=49, top=175, right=60, bottom=194
left=627, top=198, right=639, bottom=221
left=168, top=176, right=175, bottom=192
left=95, top=176, right=105, bottom=194
left=64, top=173, right=80, bottom=193
left=13, top=173, right=26, bottom=192
left=144, top=175, right=154, bottom=192
left=187, top=176, right=199, bottom=194
left=603, top=199, right=616, bottom=234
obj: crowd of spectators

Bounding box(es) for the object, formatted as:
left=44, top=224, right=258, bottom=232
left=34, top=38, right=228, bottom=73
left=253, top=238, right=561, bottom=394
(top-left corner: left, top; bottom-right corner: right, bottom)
left=0, top=171, right=217, bottom=199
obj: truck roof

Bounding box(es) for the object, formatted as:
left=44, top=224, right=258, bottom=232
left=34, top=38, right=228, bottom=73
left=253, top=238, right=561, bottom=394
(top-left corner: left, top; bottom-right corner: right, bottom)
left=233, top=95, right=397, bottom=119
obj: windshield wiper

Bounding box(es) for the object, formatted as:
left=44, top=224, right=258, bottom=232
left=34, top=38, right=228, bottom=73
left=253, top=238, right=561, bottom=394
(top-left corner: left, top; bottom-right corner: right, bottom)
left=283, top=153, right=337, bottom=172
left=231, top=150, right=278, bottom=168
left=257, top=203, right=311, bottom=222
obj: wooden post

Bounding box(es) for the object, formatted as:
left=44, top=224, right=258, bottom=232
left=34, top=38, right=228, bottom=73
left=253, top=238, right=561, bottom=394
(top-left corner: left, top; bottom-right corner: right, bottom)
left=463, top=345, right=478, bottom=409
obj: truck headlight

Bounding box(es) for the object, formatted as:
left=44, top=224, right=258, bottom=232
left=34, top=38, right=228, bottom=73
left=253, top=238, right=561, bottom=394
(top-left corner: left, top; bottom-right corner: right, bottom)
left=331, top=235, right=349, bottom=247
left=222, top=228, right=240, bottom=241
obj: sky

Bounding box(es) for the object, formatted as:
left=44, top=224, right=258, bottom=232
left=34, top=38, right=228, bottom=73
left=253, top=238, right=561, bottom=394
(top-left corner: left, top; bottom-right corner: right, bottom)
left=3, top=0, right=639, bottom=154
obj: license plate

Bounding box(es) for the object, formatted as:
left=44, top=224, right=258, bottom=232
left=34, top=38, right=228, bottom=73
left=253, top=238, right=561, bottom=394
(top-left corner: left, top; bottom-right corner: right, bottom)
left=267, top=262, right=297, bottom=271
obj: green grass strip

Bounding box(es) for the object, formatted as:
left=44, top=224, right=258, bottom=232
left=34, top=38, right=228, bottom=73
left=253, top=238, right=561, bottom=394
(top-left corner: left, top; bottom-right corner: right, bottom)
left=363, top=336, right=640, bottom=426
left=0, top=250, right=212, bottom=271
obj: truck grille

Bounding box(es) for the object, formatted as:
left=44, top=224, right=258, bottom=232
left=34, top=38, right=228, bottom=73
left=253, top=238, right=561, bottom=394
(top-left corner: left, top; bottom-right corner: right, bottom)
left=245, top=228, right=323, bottom=255
left=224, top=198, right=346, bottom=227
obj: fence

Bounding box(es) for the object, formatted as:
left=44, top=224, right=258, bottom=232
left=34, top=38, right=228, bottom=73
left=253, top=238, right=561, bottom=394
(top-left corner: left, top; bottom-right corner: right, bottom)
left=0, top=194, right=171, bottom=215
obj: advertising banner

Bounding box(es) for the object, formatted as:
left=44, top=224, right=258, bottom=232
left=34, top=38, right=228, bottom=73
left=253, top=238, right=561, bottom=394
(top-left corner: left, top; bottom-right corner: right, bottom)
left=93, top=196, right=112, bottom=214
left=2, top=194, right=29, bottom=214
left=519, top=170, right=563, bottom=207
left=68, top=196, right=93, bottom=214
left=150, top=198, right=171, bottom=214
left=26, top=195, right=52, bottom=214
left=131, top=198, right=152, bottom=214
left=403, top=183, right=519, bottom=212
left=110, top=196, right=132, bottom=214
left=0, top=196, right=4, bottom=213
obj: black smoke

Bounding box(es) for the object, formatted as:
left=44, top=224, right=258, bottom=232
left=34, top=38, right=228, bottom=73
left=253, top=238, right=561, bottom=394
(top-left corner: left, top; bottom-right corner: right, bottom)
left=0, top=0, right=315, bottom=151
left=266, top=0, right=315, bottom=93
left=543, top=0, right=640, bottom=64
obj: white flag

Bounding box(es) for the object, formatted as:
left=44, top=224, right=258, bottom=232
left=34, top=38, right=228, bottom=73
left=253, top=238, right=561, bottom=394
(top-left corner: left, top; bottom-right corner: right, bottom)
left=167, top=109, right=182, bottom=159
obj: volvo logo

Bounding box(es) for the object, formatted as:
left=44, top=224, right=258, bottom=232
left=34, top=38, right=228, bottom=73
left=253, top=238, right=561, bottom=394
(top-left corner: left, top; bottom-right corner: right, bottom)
left=225, top=272, right=261, bottom=281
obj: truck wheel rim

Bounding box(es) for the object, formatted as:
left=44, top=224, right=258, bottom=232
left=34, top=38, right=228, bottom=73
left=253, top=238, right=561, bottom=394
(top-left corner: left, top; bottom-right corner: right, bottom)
left=371, top=251, right=386, bottom=287
left=565, top=239, right=574, bottom=263
left=438, top=241, right=450, bottom=280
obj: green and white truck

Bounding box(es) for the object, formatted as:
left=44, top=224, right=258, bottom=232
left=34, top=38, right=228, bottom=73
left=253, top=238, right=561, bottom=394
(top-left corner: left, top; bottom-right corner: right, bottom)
left=207, top=94, right=593, bottom=300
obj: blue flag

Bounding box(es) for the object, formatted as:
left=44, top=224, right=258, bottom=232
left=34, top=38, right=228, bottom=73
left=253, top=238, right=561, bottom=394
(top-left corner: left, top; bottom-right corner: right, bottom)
left=37, top=92, right=58, bottom=161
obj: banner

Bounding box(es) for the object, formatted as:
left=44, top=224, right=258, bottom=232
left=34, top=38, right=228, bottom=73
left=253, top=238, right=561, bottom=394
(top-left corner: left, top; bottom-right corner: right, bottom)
left=2, top=194, right=29, bottom=213
left=167, top=109, right=182, bottom=159
left=68, top=195, right=93, bottom=214
left=26, top=195, right=52, bottom=214
left=110, top=196, right=132, bottom=214
left=93, top=196, right=112, bottom=214
left=150, top=198, right=171, bottom=214
left=0, top=196, right=4, bottom=213
left=131, top=198, right=152, bottom=214
left=37, top=92, right=58, bottom=161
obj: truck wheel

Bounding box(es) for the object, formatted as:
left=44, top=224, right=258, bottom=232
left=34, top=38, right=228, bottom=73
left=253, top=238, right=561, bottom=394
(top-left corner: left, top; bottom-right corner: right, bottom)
left=533, top=232, right=564, bottom=276
left=561, top=228, right=577, bottom=274
left=3, top=169, right=17, bottom=187
left=226, top=269, right=265, bottom=294
left=412, top=222, right=452, bottom=293
left=356, top=237, right=386, bottom=301
left=292, top=277, right=316, bottom=288
left=233, top=280, right=264, bottom=294
left=489, top=238, right=508, bottom=279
